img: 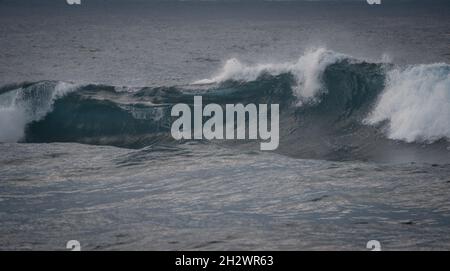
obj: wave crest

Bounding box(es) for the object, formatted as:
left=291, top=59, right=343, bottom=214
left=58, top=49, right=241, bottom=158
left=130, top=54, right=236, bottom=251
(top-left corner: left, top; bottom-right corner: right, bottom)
left=365, top=63, right=450, bottom=143
left=194, top=48, right=345, bottom=105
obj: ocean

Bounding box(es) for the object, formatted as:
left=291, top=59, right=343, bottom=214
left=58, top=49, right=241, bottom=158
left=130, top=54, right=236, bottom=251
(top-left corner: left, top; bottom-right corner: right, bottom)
left=0, top=0, right=449, bottom=250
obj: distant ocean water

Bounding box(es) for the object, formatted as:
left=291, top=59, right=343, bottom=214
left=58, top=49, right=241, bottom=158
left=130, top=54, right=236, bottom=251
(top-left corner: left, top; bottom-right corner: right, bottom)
left=0, top=1, right=449, bottom=250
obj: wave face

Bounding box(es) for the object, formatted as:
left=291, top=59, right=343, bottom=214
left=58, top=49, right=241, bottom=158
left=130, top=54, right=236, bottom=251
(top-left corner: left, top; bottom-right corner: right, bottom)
left=0, top=48, right=449, bottom=163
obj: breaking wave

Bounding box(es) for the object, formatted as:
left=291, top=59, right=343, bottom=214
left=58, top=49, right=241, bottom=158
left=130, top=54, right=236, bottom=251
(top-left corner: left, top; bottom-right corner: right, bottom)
left=0, top=48, right=448, bottom=162
left=365, top=63, right=450, bottom=143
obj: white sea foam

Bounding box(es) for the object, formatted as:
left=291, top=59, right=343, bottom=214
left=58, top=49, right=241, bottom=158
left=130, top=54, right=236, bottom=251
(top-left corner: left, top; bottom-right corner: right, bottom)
left=365, top=63, right=450, bottom=143
left=0, top=81, right=78, bottom=142
left=193, top=48, right=345, bottom=105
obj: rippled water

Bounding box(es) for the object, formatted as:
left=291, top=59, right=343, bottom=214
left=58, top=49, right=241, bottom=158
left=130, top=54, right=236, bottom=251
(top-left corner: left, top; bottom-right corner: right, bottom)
left=1, top=142, right=449, bottom=250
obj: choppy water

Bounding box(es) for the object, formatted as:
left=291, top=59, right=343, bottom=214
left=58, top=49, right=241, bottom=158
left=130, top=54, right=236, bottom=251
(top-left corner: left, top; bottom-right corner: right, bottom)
left=1, top=142, right=450, bottom=250
left=0, top=0, right=450, bottom=250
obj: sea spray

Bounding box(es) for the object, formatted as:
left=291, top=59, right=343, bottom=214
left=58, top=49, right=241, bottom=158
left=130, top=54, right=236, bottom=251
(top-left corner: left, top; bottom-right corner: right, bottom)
left=193, top=48, right=346, bottom=105
left=365, top=63, right=450, bottom=143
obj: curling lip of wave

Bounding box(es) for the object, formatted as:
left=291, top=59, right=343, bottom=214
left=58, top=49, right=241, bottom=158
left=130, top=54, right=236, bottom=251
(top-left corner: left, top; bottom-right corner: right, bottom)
left=0, top=81, right=78, bottom=142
